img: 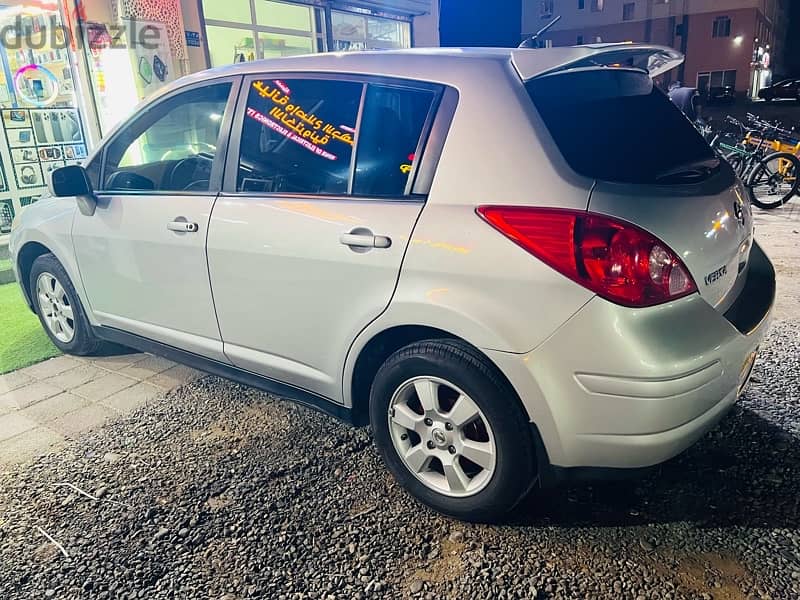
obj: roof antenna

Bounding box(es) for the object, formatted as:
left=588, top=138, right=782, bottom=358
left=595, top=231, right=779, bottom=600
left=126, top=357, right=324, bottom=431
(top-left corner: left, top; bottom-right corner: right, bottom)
left=519, top=15, right=562, bottom=48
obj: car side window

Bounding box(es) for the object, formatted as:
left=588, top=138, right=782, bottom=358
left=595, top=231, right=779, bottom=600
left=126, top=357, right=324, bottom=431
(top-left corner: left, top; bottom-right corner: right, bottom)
left=237, top=78, right=362, bottom=194
left=102, top=83, right=231, bottom=193
left=352, top=84, right=435, bottom=197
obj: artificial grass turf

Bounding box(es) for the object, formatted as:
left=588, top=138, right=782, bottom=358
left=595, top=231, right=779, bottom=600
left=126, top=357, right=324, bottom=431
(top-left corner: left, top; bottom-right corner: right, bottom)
left=0, top=282, right=60, bottom=374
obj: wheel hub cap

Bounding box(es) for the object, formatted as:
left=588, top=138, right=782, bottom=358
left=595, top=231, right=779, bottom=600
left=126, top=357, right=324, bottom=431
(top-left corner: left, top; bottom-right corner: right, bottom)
left=431, top=427, right=448, bottom=447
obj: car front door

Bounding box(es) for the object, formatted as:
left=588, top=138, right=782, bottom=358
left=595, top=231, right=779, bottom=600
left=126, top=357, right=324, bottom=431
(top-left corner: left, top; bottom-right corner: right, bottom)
left=72, top=78, right=239, bottom=361
left=207, top=75, right=443, bottom=400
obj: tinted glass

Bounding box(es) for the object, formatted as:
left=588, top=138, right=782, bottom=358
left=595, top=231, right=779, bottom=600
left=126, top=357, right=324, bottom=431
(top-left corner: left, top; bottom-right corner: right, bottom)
left=237, top=78, right=362, bottom=194
left=353, top=85, right=434, bottom=196
left=527, top=69, right=715, bottom=184
left=102, top=83, right=231, bottom=192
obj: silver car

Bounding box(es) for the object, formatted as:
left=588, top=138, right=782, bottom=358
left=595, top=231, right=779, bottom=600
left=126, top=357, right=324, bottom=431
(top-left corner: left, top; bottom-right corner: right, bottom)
left=9, top=45, right=775, bottom=522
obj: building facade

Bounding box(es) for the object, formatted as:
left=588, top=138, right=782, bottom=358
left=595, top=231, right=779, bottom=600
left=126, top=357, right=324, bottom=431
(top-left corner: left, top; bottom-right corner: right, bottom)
left=0, top=0, right=438, bottom=231
left=522, top=0, right=790, bottom=96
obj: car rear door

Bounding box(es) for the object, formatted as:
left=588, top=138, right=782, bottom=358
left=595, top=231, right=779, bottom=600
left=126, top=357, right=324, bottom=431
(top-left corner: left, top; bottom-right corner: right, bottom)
left=206, top=74, right=447, bottom=401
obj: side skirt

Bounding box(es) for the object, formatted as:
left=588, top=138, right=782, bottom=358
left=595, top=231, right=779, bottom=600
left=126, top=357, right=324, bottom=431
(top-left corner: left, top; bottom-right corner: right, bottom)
left=92, top=326, right=356, bottom=425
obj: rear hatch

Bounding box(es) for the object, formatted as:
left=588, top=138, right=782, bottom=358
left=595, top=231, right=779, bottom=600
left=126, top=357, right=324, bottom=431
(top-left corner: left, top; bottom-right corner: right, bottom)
left=522, top=52, right=752, bottom=311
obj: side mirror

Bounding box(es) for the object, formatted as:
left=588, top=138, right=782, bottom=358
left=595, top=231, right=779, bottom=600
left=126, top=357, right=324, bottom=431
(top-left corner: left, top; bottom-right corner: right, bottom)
left=50, top=165, right=97, bottom=216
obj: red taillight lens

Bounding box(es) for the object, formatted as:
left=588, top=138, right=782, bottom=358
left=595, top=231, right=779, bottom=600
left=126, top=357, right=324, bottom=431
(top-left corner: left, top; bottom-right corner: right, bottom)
left=477, top=206, right=697, bottom=308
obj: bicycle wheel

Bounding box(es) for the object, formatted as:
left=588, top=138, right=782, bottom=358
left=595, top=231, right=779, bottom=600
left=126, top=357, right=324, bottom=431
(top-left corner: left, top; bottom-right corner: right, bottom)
left=724, top=151, right=745, bottom=177
left=747, top=151, right=800, bottom=209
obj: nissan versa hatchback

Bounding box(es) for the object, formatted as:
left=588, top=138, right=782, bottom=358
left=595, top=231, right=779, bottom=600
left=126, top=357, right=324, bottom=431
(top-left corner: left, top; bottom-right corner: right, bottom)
left=10, top=45, right=775, bottom=522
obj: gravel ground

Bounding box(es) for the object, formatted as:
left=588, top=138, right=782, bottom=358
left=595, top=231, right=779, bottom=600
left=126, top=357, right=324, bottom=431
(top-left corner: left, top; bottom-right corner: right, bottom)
left=0, top=317, right=799, bottom=600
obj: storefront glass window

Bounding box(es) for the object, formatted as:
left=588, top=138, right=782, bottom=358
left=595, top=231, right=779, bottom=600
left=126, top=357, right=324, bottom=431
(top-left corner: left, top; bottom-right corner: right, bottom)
left=202, top=0, right=321, bottom=66
left=332, top=10, right=410, bottom=51
left=198, top=2, right=412, bottom=71
left=206, top=26, right=257, bottom=66
left=258, top=33, right=314, bottom=58
left=0, top=2, right=89, bottom=232
left=331, top=11, right=366, bottom=46
left=367, top=17, right=409, bottom=47
left=203, top=0, right=253, bottom=25
left=254, top=1, right=312, bottom=31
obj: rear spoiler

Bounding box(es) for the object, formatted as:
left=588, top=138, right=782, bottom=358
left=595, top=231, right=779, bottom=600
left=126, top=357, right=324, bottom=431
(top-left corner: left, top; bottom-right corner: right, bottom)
left=512, top=43, right=684, bottom=81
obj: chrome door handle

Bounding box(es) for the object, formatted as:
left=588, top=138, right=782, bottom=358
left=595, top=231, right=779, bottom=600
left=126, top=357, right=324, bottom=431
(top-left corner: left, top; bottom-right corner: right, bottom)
left=339, top=232, right=392, bottom=249
left=167, top=220, right=199, bottom=233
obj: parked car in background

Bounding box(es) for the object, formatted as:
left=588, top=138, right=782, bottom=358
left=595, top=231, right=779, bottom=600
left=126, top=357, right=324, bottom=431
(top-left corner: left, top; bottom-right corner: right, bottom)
left=704, top=84, right=736, bottom=105
left=758, top=78, right=800, bottom=102
left=9, top=45, right=775, bottom=522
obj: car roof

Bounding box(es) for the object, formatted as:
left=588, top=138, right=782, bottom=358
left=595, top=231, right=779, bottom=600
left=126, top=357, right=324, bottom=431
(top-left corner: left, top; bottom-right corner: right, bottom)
left=163, top=43, right=680, bottom=91
left=202, top=47, right=583, bottom=75
left=121, top=43, right=681, bottom=127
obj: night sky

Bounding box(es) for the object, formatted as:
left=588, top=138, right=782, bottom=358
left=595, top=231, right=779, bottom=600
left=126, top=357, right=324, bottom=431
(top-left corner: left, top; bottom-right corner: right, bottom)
left=438, top=0, right=522, bottom=48
left=784, top=0, right=800, bottom=77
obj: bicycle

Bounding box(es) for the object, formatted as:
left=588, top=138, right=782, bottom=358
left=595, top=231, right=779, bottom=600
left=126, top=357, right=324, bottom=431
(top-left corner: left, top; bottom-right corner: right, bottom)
left=709, top=115, right=800, bottom=209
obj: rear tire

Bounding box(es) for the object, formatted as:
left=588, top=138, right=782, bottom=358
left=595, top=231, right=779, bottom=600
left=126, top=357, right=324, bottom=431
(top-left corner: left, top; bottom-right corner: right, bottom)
left=30, top=253, right=106, bottom=356
left=747, top=151, right=800, bottom=209
left=369, top=338, right=537, bottom=523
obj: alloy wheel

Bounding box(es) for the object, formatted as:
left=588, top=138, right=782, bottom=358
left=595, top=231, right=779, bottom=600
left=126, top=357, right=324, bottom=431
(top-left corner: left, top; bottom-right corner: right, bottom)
left=387, top=376, right=497, bottom=497
left=36, top=272, right=75, bottom=343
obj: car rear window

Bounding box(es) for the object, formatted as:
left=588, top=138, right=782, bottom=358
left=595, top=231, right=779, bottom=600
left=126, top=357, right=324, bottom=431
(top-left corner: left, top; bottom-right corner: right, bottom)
left=526, top=69, right=716, bottom=184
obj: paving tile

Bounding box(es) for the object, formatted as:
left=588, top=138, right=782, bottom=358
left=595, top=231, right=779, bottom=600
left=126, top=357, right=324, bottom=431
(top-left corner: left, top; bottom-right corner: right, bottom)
left=49, top=404, right=117, bottom=438
left=20, top=392, right=90, bottom=424
left=20, top=356, right=82, bottom=380
left=0, top=412, right=39, bottom=442
left=0, top=381, right=62, bottom=410
left=119, top=355, right=176, bottom=380
left=0, top=370, right=35, bottom=395
left=72, top=372, right=138, bottom=402
left=100, top=382, right=162, bottom=415
left=43, top=364, right=104, bottom=392
left=0, top=427, right=65, bottom=465
left=0, top=399, right=13, bottom=416
left=91, top=353, right=148, bottom=371
left=147, top=365, right=203, bottom=390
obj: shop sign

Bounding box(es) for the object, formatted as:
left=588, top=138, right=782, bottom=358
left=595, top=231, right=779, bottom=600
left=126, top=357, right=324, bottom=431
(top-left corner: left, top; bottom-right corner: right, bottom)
left=185, top=31, right=201, bottom=48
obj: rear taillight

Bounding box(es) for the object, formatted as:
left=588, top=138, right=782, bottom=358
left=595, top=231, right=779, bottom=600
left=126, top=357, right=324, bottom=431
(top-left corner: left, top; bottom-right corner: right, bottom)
left=477, top=206, right=697, bottom=308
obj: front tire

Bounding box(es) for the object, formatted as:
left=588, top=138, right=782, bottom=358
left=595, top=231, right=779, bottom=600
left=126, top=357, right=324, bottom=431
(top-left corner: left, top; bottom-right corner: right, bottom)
left=30, top=253, right=105, bottom=356
left=369, top=339, right=537, bottom=522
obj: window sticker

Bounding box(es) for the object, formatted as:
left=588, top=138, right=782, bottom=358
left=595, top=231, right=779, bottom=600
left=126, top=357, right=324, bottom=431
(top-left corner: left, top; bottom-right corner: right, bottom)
left=251, top=80, right=356, bottom=148
left=245, top=106, right=337, bottom=161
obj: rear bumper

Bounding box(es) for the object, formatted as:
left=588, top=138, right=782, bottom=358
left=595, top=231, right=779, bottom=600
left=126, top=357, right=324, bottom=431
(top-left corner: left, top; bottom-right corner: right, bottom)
left=487, top=240, right=775, bottom=471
